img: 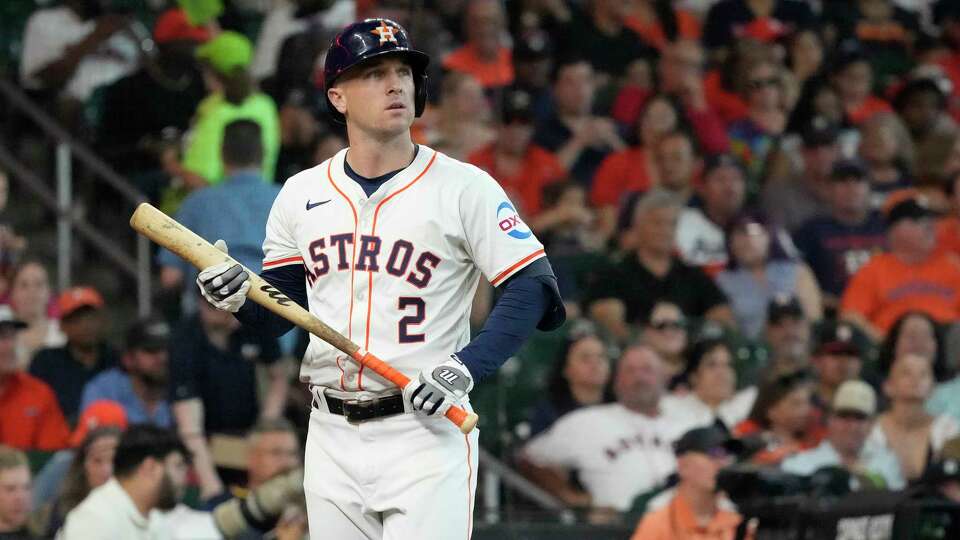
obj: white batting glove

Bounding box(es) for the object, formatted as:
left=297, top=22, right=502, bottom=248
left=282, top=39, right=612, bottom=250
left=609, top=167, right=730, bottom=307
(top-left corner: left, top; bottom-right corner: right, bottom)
left=403, top=355, right=474, bottom=417
left=196, top=239, right=251, bottom=313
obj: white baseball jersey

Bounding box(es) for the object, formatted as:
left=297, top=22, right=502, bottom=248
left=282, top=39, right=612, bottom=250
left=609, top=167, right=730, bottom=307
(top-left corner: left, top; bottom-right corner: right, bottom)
left=524, top=403, right=687, bottom=511
left=261, top=145, right=546, bottom=391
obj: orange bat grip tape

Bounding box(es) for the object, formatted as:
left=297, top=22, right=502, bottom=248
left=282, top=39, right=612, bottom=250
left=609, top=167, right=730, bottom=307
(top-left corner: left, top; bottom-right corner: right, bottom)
left=352, top=351, right=471, bottom=428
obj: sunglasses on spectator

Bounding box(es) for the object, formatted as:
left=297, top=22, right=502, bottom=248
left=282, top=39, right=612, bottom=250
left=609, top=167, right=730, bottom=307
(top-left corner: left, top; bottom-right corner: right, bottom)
left=748, top=77, right=780, bottom=90
left=705, top=447, right=730, bottom=460
left=834, top=411, right=869, bottom=421
left=650, top=319, right=685, bottom=331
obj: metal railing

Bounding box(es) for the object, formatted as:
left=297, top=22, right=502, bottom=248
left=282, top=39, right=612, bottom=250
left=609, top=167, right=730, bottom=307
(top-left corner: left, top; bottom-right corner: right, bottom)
left=0, top=77, right=151, bottom=316
left=476, top=446, right=574, bottom=525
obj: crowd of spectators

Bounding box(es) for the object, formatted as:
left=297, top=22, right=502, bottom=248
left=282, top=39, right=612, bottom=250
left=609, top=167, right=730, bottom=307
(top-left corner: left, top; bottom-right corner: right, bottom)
left=4, top=0, right=960, bottom=537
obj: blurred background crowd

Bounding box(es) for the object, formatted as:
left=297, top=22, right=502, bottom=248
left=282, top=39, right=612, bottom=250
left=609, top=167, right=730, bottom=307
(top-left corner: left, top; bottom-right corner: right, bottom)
left=4, top=0, right=960, bottom=538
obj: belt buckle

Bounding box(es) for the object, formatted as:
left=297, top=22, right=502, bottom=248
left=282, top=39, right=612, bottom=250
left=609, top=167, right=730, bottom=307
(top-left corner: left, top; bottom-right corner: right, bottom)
left=344, top=396, right=380, bottom=423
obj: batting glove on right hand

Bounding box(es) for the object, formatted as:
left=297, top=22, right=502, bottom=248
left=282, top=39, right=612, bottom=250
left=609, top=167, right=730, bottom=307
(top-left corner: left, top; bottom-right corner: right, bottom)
left=403, top=355, right=474, bottom=417
left=196, top=239, right=250, bottom=313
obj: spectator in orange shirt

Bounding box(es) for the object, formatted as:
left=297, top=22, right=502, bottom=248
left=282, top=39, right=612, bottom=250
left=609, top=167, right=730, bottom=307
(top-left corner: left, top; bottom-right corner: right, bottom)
left=841, top=191, right=960, bottom=340
left=630, top=426, right=745, bottom=540
left=468, top=88, right=566, bottom=216
left=591, top=95, right=687, bottom=239
left=0, top=306, right=70, bottom=451
left=830, top=41, right=892, bottom=126
left=703, top=38, right=779, bottom=125
left=441, top=0, right=514, bottom=90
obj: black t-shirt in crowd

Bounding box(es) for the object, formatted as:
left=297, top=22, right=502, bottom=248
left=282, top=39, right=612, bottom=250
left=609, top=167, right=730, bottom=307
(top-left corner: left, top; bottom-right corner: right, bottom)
left=558, top=11, right=656, bottom=77
left=169, top=314, right=281, bottom=434
left=792, top=212, right=887, bottom=298
left=97, top=67, right=206, bottom=174
left=702, top=0, right=815, bottom=51
left=533, top=112, right=612, bottom=187
left=583, top=253, right=728, bottom=323
left=29, top=343, right=118, bottom=424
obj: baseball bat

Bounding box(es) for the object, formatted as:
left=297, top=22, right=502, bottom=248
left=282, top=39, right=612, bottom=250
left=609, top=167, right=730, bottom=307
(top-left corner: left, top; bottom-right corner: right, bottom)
left=130, top=203, right=478, bottom=434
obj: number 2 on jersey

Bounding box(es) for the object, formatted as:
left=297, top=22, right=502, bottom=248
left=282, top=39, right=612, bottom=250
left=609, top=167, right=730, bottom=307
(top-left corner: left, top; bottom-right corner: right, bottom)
left=398, top=297, right=425, bottom=343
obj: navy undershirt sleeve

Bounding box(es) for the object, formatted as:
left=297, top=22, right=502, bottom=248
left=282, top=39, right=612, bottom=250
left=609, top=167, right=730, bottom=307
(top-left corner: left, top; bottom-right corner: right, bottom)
left=235, top=264, right=307, bottom=337
left=456, top=257, right=566, bottom=382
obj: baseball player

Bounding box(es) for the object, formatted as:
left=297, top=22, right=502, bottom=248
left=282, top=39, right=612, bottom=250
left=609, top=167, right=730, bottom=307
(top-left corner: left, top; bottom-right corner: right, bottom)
left=194, top=18, right=565, bottom=539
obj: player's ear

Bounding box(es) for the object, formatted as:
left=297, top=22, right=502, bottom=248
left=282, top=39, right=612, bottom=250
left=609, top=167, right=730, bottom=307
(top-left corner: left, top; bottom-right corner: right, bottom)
left=327, top=87, right=348, bottom=116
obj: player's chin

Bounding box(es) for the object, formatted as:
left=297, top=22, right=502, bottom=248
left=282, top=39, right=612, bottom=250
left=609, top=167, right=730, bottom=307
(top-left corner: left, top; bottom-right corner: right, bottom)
left=379, top=111, right=414, bottom=132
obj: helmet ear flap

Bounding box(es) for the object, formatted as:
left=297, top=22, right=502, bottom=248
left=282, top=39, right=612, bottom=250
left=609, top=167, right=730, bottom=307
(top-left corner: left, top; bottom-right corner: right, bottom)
left=414, top=73, right=428, bottom=118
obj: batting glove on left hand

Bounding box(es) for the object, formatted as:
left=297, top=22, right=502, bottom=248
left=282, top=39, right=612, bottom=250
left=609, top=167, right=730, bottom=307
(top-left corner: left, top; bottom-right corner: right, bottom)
left=196, top=239, right=251, bottom=313
left=403, top=355, right=474, bottom=417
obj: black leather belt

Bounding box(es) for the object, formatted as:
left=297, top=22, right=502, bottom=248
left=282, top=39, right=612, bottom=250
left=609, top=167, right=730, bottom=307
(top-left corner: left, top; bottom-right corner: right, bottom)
left=313, top=393, right=405, bottom=422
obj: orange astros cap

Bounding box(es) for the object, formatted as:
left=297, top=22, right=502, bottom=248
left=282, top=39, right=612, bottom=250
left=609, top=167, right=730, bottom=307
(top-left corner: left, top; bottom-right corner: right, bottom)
left=70, top=400, right=128, bottom=447
left=58, top=286, right=104, bottom=318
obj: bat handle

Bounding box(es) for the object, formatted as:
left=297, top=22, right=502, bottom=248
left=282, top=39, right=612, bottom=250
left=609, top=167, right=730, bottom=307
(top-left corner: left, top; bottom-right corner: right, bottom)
left=352, top=351, right=478, bottom=434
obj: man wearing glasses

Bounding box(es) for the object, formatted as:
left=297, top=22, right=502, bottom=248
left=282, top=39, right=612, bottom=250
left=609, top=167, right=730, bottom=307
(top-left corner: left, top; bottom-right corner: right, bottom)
left=781, top=380, right=904, bottom=490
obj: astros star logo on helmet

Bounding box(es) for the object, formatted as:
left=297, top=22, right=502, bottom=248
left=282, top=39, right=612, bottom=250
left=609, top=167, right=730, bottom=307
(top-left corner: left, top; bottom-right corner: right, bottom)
left=371, top=21, right=398, bottom=44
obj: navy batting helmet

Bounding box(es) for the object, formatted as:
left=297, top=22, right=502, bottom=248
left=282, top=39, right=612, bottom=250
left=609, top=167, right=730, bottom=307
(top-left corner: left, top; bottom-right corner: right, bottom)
left=323, top=18, right=429, bottom=124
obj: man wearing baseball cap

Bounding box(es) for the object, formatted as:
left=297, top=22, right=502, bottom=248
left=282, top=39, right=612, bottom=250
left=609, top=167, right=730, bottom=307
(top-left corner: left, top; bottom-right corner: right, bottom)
left=176, top=31, right=280, bottom=186
left=841, top=190, right=960, bottom=340
left=631, top=426, right=744, bottom=540
left=794, top=159, right=886, bottom=305
left=810, top=321, right=866, bottom=415
left=762, top=295, right=813, bottom=378
left=782, top=380, right=904, bottom=489
left=30, top=287, right=118, bottom=423
left=761, top=116, right=839, bottom=231
left=80, top=317, right=174, bottom=428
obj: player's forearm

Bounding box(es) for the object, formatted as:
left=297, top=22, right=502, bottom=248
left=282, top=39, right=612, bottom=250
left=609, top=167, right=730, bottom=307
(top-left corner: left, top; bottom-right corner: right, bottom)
left=840, top=310, right=881, bottom=342
left=261, top=362, right=291, bottom=419
left=517, top=459, right=590, bottom=507
left=236, top=264, right=308, bottom=336
left=173, top=399, right=225, bottom=499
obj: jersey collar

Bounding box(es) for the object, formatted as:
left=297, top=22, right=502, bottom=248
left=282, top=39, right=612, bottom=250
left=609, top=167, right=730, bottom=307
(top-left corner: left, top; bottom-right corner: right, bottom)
left=330, top=145, right=435, bottom=204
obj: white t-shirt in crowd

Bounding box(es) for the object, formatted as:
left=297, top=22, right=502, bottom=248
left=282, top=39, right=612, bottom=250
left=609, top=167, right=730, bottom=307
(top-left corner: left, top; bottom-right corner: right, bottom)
left=661, top=387, right=758, bottom=432
left=676, top=206, right=728, bottom=268
left=60, top=478, right=168, bottom=540
left=251, top=0, right=356, bottom=81
left=523, top=403, right=687, bottom=511
left=20, top=6, right=139, bottom=100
